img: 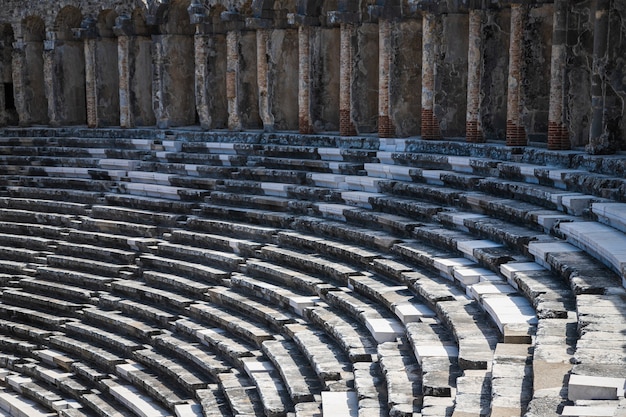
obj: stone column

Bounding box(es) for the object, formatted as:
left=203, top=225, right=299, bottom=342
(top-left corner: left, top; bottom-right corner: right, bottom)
left=421, top=12, right=441, bottom=140
left=587, top=0, right=615, bottom=154
left=194, top=31, right=212, bottom=129
left=84, top=36, right=98, bottom=128
left=43, top=37, right=61, bottom=126
left=466, top=9, right=484, bottom=143
left=298, top=24, right=313, bottom=134
left=11, top=40, right=27, bottom=126
left=152, top=37, right=167, bottom=128
left=117, top=34, right=133, bottom=128
left=378, top=19, right=394, bottom=138
left=547, top=0, right=570, bottom=150
left=226, top=29, right=242, bottom=131
left=256, top=28, right=274, bottom=131
left=506, top=4, right=527, bottom=147
left=339, top=23, right=356, bottom=136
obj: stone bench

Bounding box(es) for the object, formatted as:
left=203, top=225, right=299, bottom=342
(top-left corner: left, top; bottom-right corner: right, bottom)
left=283, top=323, right=353, bottom=389
left=320, top=391, right=358, bottom=417
left=174, top=319, right=258, bottom=364
left=55, top=242, right=137, bottom=265
left=0, top=221, right=63, bottom=240
left=111, top=280, right=194, bottom=310
left=36, top=266, right=115, bottom=291
left=207, top=190, right=300, bottom=212
left=66, top=229, right=159, bottom=252
left=593, top=202, right=626, bottom=233
left=0, top=303, right=69, bottom=328
left=169, top=229, right=262, bottom=257
left=199, top=203, right=296, bottom=229
left=0, top=246, right=48, bottom=263
left=186, top=216, right=278, bottom=242
left=132, top=347, right=210, bottom=393
left=559, top=221, right=626, bottom=281
left=20, top=278, right=96, bottom=303
left=0, top=319, right=53, bottom=343
left=216, top=371, right=265, bottom=417
left=155, top=242, right=244, bottom=270
left=245, top=259, right=331, bottom=296
left=152, top=332, right=230, bottom=378
left=48, top=336, right=126, bottom=373
left=206, top=287, right=296, bottom=330
left=2, top=290, right=83, bottom=315
left=0, top=197, right=89, bottom=216
left=14, top=176, right=114, bottom=193
left=6, top=374, right=81, bottom=414
left=6, top=187, right=103, bottom=205
left=0, top=388, right=57, bottom=417
left=378, top=340, right=422, bottom=416
left=304, top=305, right=378, bottom=362
left=240, top=357, right=292, bottom=417
left=119, top=182, right=205, bottom=201
left=142, top=270, right=212, bottom=296
left=78, top=217, right=159, bottom=238
left=0, top=208, right=75, bottom=228
left=91, top=205, right=185, bottom=227
left=104, top=193, right=197, bottom=214
left=188, top=302, right=275, bottom=347
left=405, top=321, right=460, bottom=398
left=82, top=308, right=161, bottom=340
left=46, top=255, right=139, bottom=278
left=100, top=378, right=170, bottom=417
left=139, top=254, right=230, bottom=283
left=261, top=338, right=322, bottom=403
left=80, top=391, right=129, bottom=417
left=63, top=322, right=142, bottom=354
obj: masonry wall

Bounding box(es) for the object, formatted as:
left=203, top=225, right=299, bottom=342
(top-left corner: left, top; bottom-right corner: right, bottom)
left=1, top=0, right=626, bottom=154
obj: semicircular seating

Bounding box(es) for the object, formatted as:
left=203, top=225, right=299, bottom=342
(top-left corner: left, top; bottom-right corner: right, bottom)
left=0, top=128, right=624, bottom=417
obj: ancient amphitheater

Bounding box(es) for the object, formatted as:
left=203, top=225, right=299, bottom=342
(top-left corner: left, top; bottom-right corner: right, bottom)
left=0, top=0, right=623, bottom=416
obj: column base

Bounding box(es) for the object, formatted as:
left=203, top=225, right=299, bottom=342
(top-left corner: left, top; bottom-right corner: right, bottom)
left=339, top=109, right=357, bottom=137
left=421, top=109, right=442, bottom=140
left=299, top=117, right=315, bottom=135
left=466, top=120, right=485, bottom=143
left=548, top=122, right=570, bottom=150
left=378, top=115, right=395, bottom=138
left=506, top=121, right=527, bottom=146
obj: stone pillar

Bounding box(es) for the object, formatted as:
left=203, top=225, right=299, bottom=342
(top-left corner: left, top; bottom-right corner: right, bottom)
left=11, top=41, right=27, bottom=126
left=84, top=36, right=98, bottom=128
left=117, top=34, right=133, bottom=128
left=339, top=23, right=356, bottom=136
left=256, top=28, right=274, bottom=131
left=298, top=24, right=313, bottom=134
left=466, top=9, right=484, bottom=143
left=421, top=12, right=441, bottom=140
left=43, top=38, right=61, bottom=126
left=587, top=0, right=615, bottom=154
left=194, top=31, right=212, bottom=129
left=547, top=0, right=570, bottom=150
left=506, top=4, right=527, bottom=147
left=226, top=29, right=242, bottom=131
left=152, top=37, right=167, bottom=128
left=378, top=19, right=394, bottom=138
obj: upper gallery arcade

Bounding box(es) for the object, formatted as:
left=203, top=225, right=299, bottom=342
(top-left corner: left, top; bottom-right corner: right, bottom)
left=0, top=0, right=625, bottom=154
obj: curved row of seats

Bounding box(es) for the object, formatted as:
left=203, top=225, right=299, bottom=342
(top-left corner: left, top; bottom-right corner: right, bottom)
left=0, top=128, right=623, bottom=417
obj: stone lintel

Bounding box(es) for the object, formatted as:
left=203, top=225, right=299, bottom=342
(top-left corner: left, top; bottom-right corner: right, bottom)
left=287, top=14, right=320, bottom=27
left=327, top=11, right=360, bottom=27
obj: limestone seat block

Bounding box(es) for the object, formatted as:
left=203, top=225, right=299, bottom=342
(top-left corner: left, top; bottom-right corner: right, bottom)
left=593, top=202, right=626, bottom=234
left=482, top=295, right=537, bottom=333
left=364, top=318, right=405, bottom=343
left=173, top=402, right=204, bottom=417
left=0, top=389, right=57, bottom=417
left=457, top=239, right=503, bottom=259
left=568, top=374, right=626, bottom=401
left=394, top=302, right=437, bottom=324
left=104, top=380, right=170, bottom=417
left=561, top=405, right=618, bottom=417
left=454, top=267, right=495, bottom=286
left=321, top=391, right=358, bottom=417
left=433, top=257, right=475, bottom=280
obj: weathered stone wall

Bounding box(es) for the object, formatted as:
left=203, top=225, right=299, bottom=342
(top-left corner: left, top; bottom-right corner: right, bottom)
left=0, top=0, right=625, bottom=153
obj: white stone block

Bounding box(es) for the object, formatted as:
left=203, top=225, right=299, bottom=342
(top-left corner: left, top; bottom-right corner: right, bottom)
left=6, top=375, right=30, bottom=393
left=448, top=156, right=473, bottom=173
left=421, top=169, right=445, bottom=185
left=433, top=257, right=475, bottom=279
left=175, top=403, right=204, bottom=417
left=321, top=391, right=358, bottom=417
left=561, top=405, right=617, bottom=417
left=38, top=368, right=72, bottom=385
left=454, top=267, right=494, bottom=286
left=457, top=240, right=503, bottom=259
left=482, top=295, right=537, bottom=333
left=568, top=374, right=626, bottom=401
left=243, top=359, right=275, bottom=374
left=468, top=282, right=517, bottom=302
left=500, top=262, right=545, bottom=280
left=261, top=182, right=288, bottom=197
left=108, top=383, right=170, bottom=417
left=561, top=194, right=596, bottom=215
left=289, top=296, right=320, bottom=316
left=376, top=151, right=395, bottom=164
left=593, top=202, right=626, bottom=233
left=413, top=345, right=459, bottom=365
left=448, top=212, right=488, bottom=227
left=394, top=302, right=436, bottom=324
left=116, top=362, right=145, bottom=379
left=318, top=147, right=343, bottom=161
left=528, top=241, right=580, bottom=267
left=365, top=318, right=404, bottom=343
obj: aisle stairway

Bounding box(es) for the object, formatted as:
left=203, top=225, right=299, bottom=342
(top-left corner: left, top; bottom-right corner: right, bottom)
left=0, top=127, right=623, bottom=417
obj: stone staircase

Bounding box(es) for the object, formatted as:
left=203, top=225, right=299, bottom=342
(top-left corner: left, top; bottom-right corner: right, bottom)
left=0, top=127, right=623, bottom=417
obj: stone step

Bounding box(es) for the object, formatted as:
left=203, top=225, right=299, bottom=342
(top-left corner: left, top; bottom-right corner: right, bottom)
left=82, top=308, right=162, bottom=340
left=104, top=193, right=197, bottom=214
left=592, top=202, right=626, bottom=233
left=261, top=339, right=322, bottom=403
left=185, top=216, right=278, bottom=241
left=304, top=306, right=377, bottom=363
left=195, top=386, right=232, bottom=417
left=111, top=280, right=194, bottom=310
left=139, top=254, right=230, bottom=283
left=453, top=369, right=491, bottom=417
left=152, top=332, right=231, bottom=378
left=0, top=197, right=89, bottom=216
left=80, top=392, right=129, bottom=417
left=36, top=266, right=116, bottom=291
left=0, top=388, right=57, bottom=417
left=490, top=344, right=533, bottom=417
left=0, top=303, right=70, bottom=328
left=245, top=259, right=330, bottom=295
left=188, top=302, right=275, bottom=347
left=132, top=347, right=211, bottom=392
left=48, top=336, right=126, bottom=374
left=47, top=255, right=139, bottom=278
left=352, top=361, right=389, bottom=415
left=114, top=361, right=191, bottom=411
left=156, top=242, right=244, bottom=270
left=239, top=357, right=292, bottom=417
left=20, top=278, right=96, bottom=303
left=100, top=378, right=170, bottom=417
left=377, top=341, right=422, bottom=415
left=91, top=205, right=185, bottom=227
left=78, top=217, right=159, bottom=238
left=216, top=371, right=265, bottom=417
left=119, top=182, right=205, bottom=201
left=199, top=203, right=296, bottom=229
left=2, top=290, right=84, bottom=314
left=142, top=270, right=212, bottom=295
left=0, top=208, right=76, bottom=228
left=6, top=187, right=104, bottom=205
left=168, top=229, right=263, bottom=257
left=14, top=176, right=114, bottom=193
left=65, top=229, right=159, bottom=252
left=320, top=391, right=358, bottom=417
left=63, top=322, right=143, bottom=354
left=55, top=241, right=137, bottom=265
left=0, top=221, right=63, bottom=240
left=206, top=287, right=296, bottom=330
